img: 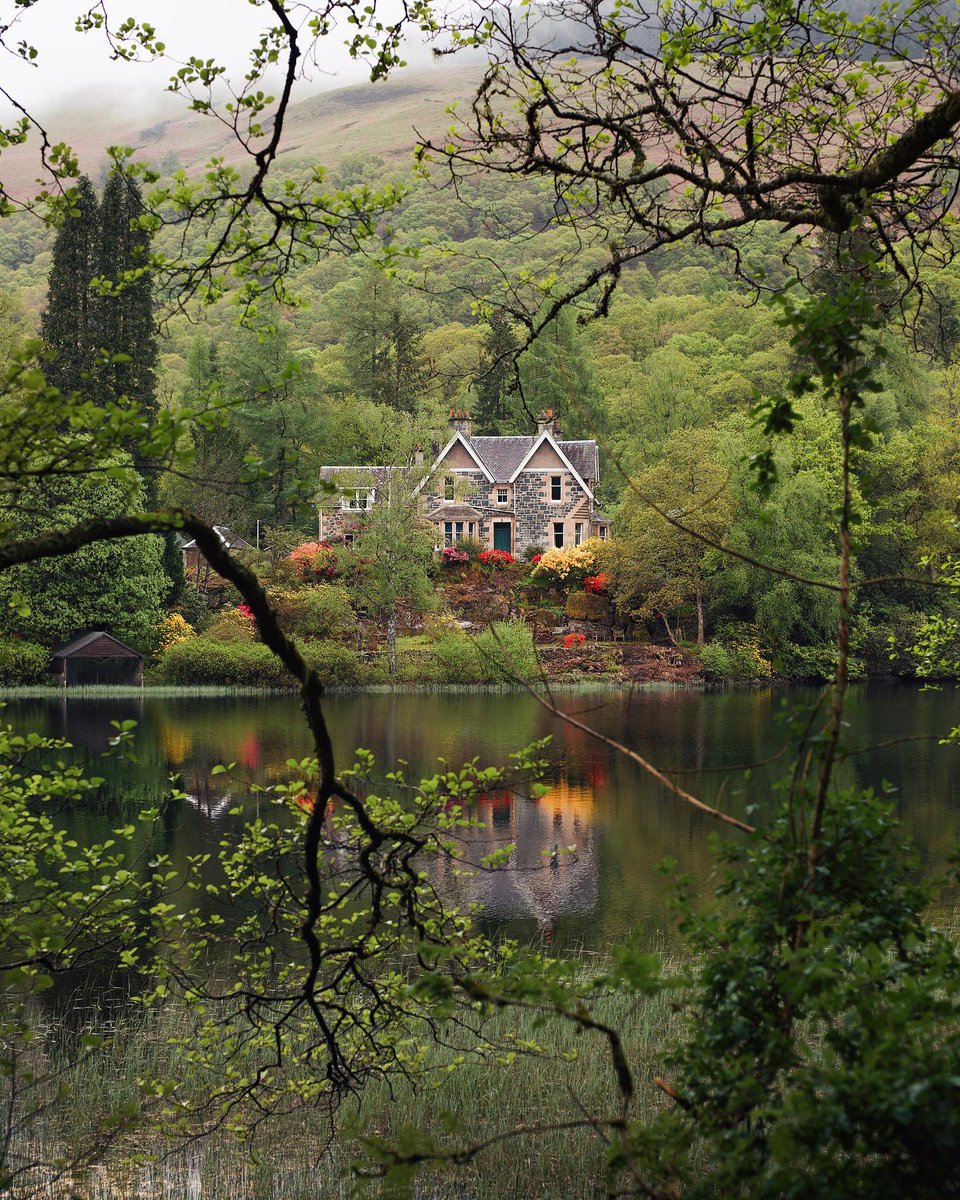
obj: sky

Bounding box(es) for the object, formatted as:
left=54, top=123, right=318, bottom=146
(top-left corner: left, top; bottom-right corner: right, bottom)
left=0, top=0, right=447, bottom=121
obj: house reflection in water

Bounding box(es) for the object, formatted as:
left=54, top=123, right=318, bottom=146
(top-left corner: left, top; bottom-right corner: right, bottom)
left=442, top=779, right=599, bottom=941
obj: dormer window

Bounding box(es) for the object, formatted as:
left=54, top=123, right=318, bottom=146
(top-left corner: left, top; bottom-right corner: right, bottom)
left=342, top=488, right=374, bottom=511
left=550, top=475, right=562, bottom=501
left=444, top=476, right=456, bottom=502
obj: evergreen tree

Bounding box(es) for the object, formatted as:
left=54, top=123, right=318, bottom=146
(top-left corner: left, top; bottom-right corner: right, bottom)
left=96, top=175, right=158, bottom=423
left=473, top=312, right=522, bottom=434
left=39, top=176, right=101, bottom=396
left=518, top=308, right=607, bottom=439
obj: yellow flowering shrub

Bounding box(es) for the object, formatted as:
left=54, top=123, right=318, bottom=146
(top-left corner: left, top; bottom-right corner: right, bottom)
left=531, top=538, right=606, bottom=590
left=155, top=612, right=196, bottom=656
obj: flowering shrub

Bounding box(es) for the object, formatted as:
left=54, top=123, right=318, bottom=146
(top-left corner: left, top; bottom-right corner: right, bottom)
left=289, top=541, right=338, bottom=582
left=155, top=612, right=196, bottom=656
left=584, top=572, right=612, bottom=595
left=531, top=538, right=605, bottom=590
left=530, top=554, right=543, bottom=566
left=441, top=546, right=470, bottom=566
left=564, top=632, right=587, bottom=649
left=478, top=549, right=515, bottom=568
left=235, top=603, right=254, bottom=622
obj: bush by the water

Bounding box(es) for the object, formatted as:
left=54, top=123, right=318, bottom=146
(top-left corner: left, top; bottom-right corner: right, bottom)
left=0, top=640, right=48, bottom=684
left=429, top=622, right=539, bottom=684
left=699, top=631, right=772, bottom=682
left=159, top=637, right=367, bottom=688
left=269, top=585, right=357, bottom=643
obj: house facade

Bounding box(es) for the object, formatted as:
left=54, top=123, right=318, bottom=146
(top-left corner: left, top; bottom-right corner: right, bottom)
left=319, top=410, right=610, bottom=557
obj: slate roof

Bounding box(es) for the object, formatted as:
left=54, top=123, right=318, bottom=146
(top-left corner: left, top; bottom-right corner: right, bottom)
left=52, top=631, right=142, bottom=659
left=318, top=465, right=405, bottom=500
left=425, top=502, right=484, bottom=522
left=469, top=436, right=599, bottom=484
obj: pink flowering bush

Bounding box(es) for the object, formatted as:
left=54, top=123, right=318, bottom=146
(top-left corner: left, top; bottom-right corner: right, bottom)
left=441, top=546, right=470, bottom=566
left=584, top=573, right=612, bottom=595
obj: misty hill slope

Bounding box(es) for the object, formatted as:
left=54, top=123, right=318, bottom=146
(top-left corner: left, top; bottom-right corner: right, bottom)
left=1, top=63, right=487, bottom=199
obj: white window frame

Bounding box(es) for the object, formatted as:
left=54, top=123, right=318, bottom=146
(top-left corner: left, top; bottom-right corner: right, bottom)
left=496, top=487, right=509, bottom=505
left=574, top=522, right=584, bottom=546
left=599, top=526, right=608, bottom=541
left=444, top=521, right=453, bottom=546
left=550, top=475, right=562, bottom=502
left=341, top=488, right=374, bottom=511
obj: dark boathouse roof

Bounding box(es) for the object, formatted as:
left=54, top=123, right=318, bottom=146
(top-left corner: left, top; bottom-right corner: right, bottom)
left=52, top=631, right=142, bottom=660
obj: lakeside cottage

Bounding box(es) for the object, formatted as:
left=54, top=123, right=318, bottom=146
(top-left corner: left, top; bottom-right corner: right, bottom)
left=319, top=409, right=610, bottom=557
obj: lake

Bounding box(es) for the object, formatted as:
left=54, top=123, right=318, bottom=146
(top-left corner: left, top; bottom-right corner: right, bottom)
left=4, top=684, right=959, bottom=950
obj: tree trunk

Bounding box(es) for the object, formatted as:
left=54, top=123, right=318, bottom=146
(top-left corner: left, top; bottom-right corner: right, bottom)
left=387, top=610, right=398, bottom=676
left=696, top=589, right=705, bottom=647
left=659, top=613, right=678, bottom=647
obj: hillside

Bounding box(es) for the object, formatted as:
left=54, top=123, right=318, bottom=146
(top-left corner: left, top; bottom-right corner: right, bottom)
left=0, top=63, right=486, bottom=200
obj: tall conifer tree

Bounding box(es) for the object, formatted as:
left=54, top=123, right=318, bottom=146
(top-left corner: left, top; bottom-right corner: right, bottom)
left=40, top=175, right=100, bottom=396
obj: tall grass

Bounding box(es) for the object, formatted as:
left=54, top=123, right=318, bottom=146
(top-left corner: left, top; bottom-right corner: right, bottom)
left=13, top=957, right=686, bottom=1200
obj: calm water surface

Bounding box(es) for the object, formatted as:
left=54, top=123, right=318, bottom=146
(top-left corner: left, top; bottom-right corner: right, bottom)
left=5, top=685, right=959, bottom=949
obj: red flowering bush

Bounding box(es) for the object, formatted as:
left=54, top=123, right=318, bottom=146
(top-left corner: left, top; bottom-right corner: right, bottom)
left=564, top=632, right=587, bottom=649
left=478, top=548, right=515, bottom=568
left=441, top=545, right=470, bottom=566
left=236, top=603, right=255, bottom=622
left=584, top=573, right=612, bottom=595
left=530, top=554, right=543, bottom=566
left=289, top=541, right=338, bottom=582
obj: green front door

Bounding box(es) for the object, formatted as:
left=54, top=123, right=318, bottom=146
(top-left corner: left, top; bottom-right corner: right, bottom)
left=493, top=522, right=512, bottom=553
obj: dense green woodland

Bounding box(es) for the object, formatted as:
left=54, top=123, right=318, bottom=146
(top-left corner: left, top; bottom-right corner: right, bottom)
left=0, top=153, right=959, bottom=678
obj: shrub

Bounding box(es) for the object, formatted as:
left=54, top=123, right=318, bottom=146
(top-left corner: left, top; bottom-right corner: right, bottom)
left=288, top=541, right=339, bottom=582
left=440, top=546, right=470, bottom=567
left=530, top=538, right=605, bottom=590
left=158, top=638, right=290, bottom=687
left=302, top=642, right=367, bottom=687
left=431, top=632, right=482, bottom=683
left=0, top=640, right=49, bottom=685
left=457, top=536, right=485, bottom=562
left=584, top=572, right=612, bottom=595
left=777, top=641, right=864, bottom=682
left=269, top=585, right=356, bottom=642
left=155, top=613, right=195, bottom=658
left=478, top=548, right=515, bottom=568
left=204, top=608, right=256, bottom=642
left=524, top=545, right=546, bottom=562
left=473, top=621, right=539, bottom=682
left=700, top=627, right=773, bottom=681
left=564, top=632, right=587, bottom=649
left=565, top=591, right=611, bottom=621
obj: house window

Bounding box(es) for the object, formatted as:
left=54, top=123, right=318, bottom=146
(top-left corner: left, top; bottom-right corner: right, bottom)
left=444, top=476, right=456, bottom=501
left=468, top=522, right=476, bottom=538
left=599, top=526, right=608, bottom=541
left=444, top=521, right=453, bottom=546
left=574, top=522, right=584, bottom=546
left=550, top=475, right=562, bottom=501
left=344, top=533, right=355, bottom=548
left=342, top=488, right=374, bottom=511
left=497, top=487, right=508, bottom=505
left=553, top=522, right=565, bottom=549
left=455, top=521, right=465, bottom=540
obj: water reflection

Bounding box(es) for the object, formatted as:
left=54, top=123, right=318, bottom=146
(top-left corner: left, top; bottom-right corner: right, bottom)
left=4, top=685, right=959, bottom=949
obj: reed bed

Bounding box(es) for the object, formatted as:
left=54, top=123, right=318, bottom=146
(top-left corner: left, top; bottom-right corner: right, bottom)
left=14, top=957, right=686, bottom=1200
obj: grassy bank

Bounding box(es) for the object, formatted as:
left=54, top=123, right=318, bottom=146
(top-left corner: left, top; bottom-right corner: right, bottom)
left=12, top=960, right=685, bottom=1200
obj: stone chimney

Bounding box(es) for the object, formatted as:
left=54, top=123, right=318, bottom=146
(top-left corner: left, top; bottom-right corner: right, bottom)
left=448, top=407, right=473, bottom=440
left=537, top=408, right=557, bottom=437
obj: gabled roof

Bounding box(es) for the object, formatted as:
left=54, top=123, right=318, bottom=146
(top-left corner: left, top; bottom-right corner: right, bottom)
left=180, top=525, right=252, bottom=552
left=52, top=631, right=142, bottom=659
left=507, top=431, right=594, bottom=499
left=451, top=436, right=599, bottom=487
left=429, top=431, right=495, bottom=483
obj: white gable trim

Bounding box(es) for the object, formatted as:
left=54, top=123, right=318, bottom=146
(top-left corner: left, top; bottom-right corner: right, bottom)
left=415, top=432, right=494, bottom=494
left=508, top=431, right=594, bottom=499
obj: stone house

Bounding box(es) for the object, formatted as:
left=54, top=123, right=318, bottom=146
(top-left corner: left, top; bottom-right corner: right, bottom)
left=318, top=410, right=610, bottom=557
